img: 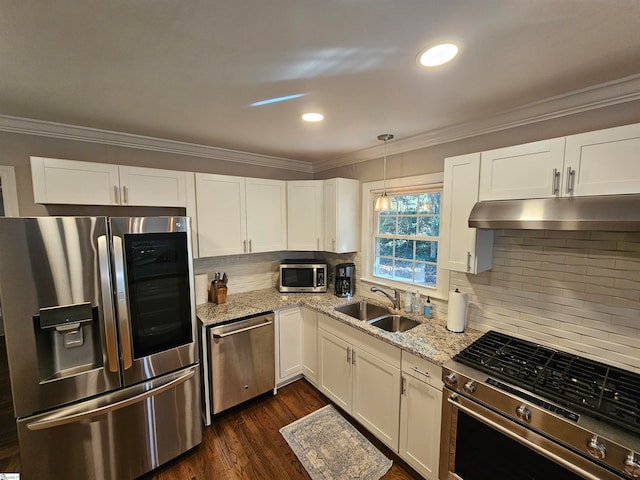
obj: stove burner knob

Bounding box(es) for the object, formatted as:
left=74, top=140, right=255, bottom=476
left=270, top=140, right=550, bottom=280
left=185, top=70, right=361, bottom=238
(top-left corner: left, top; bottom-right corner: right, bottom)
left=624, top=453, right=640, bottom=478
left=586, top=436, right=606, bottom=460
left=515, top=404, right=531, bottom=422
left=463, top=381, right=477, bottom=394
left=444, top=373, right=458, bottom=386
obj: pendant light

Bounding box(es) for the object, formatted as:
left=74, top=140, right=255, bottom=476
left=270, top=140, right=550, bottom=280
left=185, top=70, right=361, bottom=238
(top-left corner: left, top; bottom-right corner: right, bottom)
left=375, top=133, right=394, bottom=211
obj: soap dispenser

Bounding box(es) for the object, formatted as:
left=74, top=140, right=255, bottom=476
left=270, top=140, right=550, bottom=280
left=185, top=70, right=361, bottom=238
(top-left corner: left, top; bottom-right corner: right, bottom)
left=404, top=290, right=413, bottom=313
left=423, top=296, right=432, bottom=318
left=413, top=290, right=421, bottom=315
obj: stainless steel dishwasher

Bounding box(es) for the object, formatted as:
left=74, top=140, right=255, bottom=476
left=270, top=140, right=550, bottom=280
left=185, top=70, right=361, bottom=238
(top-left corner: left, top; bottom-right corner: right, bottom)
left=209, top=311, right=275, bottom=414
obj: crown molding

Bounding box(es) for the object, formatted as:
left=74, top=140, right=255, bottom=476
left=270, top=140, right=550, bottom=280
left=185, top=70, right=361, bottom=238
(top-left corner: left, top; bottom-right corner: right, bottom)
left=313, top=73, right=640, bottom=172
left=0, top=114, right=314, bottom=174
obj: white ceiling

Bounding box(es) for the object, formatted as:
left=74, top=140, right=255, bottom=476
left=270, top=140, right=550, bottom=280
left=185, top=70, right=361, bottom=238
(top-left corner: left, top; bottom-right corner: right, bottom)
left=1, top=0, right=640, bottom=167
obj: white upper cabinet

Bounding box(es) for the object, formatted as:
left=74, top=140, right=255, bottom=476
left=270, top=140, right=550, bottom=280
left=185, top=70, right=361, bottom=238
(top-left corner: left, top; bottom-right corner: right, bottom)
left=287, top=180, right=324, bottom=251
left=479, top=138, right=566, bottom=200
left=31, top=157, right=121, bottom=205
left=31, top=157, right=187, bottom=206
left=440, top=153, right=493, bottom=274
left=194, top=173, right=286, bottom=257
left=565, top=123, right=640, bottom=196
left=479, top=122, right=640, bottom=201
left=118, top=166, right=187, bottom=206
left=324, top=178, right=359, bottom=253
left=245, top=177, right=287, bottom=253
left=195, top=173, right=246, bottom=257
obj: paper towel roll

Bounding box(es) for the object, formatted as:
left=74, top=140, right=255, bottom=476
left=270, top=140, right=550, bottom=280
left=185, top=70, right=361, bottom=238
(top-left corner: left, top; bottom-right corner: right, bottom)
left=195, top=274, right=209, bottom=305
left=447, top=288, right=468, bottom=333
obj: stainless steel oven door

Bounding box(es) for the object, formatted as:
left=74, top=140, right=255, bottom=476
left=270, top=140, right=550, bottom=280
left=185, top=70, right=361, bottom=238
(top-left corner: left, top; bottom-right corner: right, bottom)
left=110, top=217, right=197, bottom=386
left=440, top=390, right=624, bottom=480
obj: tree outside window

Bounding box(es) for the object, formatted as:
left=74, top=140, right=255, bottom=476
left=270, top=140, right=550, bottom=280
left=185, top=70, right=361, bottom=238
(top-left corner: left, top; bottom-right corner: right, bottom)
left=374, top=190, right=441, bottom=287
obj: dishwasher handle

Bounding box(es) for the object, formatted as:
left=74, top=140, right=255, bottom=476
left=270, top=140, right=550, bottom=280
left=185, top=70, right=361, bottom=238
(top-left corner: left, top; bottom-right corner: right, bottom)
left=211, top=319, right=273, bottom=338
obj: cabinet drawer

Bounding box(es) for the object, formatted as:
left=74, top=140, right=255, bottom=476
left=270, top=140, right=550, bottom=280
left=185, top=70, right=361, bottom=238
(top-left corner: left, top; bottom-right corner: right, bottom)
left=401, top=351, right=442, bottom=389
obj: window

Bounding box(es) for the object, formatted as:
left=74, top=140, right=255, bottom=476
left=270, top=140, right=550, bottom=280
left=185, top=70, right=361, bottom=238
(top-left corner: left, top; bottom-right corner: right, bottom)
left=375, top=190, right=440, bottom=287
left=361, top=173, right=449, bottom=300
left=0, top=166, right=19, bottom=217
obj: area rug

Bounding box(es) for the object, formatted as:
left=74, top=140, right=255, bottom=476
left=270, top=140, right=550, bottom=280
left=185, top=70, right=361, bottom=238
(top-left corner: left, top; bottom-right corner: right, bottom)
left=279, top=405, right=392, bottom=480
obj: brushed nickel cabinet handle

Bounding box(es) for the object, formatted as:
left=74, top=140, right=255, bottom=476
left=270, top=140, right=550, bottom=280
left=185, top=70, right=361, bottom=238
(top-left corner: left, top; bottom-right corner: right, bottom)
left=566, top=166, right=576, bottom=194
left=552, top=168, right=560, bottom=195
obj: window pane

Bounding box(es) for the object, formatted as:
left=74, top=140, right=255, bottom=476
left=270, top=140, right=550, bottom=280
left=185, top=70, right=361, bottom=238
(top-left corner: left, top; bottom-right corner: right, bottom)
left=396, top=195, right=417, bottom=214
left=397, top=216, right=417, bottom=236
left=418, top=216, right=440, bottom=237
left=395, top=239, right=414, bottom=260
left=376, top=238, right=394, bottom=257
left=416, top=241, right=438, bottom=263
left=418, top=193, right=440, bottom=214
left=394, top=260, right=413, bottom=281
left=378, top=216, right=396, bottom=235
left=415, top=263, right=437, bottom=287
left=375, top=257, right=393, bottom=278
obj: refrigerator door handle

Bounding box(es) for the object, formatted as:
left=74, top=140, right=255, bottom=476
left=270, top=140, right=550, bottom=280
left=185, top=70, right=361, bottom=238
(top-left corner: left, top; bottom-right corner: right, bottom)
left=112, top=234, right=134, bottom=370
left=98, top=235, right=119, bottom=373
left=26, top=368, right=195, bottom=431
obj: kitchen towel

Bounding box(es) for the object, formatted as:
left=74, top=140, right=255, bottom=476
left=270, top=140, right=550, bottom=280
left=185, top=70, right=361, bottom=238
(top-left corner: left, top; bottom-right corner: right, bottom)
left=447, top=288, right=468, bottom=332
left=195, top=274, right=209, bottom=305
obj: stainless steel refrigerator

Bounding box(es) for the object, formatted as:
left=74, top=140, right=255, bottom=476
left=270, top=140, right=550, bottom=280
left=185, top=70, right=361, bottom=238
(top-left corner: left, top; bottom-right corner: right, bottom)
left=0, top=216, right=202, bottom=480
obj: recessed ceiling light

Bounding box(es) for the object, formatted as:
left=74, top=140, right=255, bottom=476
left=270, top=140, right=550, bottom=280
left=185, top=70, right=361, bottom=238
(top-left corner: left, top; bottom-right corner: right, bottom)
left=419, top=43, right=459, bottom=67
left=301, top=112, right=324, bottom=122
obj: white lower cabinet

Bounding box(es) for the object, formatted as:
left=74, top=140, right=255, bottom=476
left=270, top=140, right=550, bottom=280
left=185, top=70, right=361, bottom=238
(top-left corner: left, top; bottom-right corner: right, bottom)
left=300, top=307, right=318, bottom=385
left=399, top=351, right=443, bottom=480
left=317, top=314, right=401, bottom=450
left=275, top=306, right=303, bottom=386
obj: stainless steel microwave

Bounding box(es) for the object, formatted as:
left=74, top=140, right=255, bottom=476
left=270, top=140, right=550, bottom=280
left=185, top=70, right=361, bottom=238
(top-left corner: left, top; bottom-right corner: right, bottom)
left=279, top=260, right=327, bottom=293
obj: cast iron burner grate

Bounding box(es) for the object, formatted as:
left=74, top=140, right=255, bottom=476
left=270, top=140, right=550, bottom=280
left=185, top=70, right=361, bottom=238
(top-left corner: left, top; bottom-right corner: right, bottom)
left=454, top=331, right=640, bottom=435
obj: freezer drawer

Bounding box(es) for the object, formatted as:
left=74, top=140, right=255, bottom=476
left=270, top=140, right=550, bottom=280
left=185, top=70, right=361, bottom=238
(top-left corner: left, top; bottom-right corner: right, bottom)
left=17, top=365, right=202, bottom=480
left=210, top=312, right=275, bottom=414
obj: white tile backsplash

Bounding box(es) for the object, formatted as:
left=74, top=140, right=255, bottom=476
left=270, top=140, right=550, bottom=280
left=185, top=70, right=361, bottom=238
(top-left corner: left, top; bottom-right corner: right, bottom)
left=452, top=229, right=640, bottom=373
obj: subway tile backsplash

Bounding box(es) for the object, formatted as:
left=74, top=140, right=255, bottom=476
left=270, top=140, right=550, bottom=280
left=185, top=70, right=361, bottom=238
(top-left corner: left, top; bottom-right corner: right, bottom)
left=452, top=229, right=640, bottom=373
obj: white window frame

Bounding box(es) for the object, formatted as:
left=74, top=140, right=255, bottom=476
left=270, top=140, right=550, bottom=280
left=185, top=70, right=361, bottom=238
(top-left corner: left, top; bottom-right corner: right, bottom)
left=361, top=172, right=450, bottom=300
left=0, top=166, right=19, bottom=216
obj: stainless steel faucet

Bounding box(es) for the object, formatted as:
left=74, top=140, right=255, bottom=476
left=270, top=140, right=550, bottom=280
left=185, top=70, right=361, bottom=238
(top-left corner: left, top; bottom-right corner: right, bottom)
left=370, top=286, right=401, bottom=310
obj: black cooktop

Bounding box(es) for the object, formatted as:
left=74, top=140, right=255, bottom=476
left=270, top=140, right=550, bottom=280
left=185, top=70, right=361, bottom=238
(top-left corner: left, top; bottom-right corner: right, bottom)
left=453, top=331, right=640, bottom=435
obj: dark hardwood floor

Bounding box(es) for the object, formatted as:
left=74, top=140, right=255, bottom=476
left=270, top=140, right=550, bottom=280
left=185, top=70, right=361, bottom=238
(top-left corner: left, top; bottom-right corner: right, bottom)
left=1, top=341, right=420, bottom=480
left=142, top=379, right=420, bottom=480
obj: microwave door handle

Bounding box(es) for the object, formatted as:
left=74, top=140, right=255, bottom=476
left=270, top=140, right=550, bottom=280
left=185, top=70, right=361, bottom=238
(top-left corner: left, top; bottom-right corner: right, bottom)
left=112, top=234, right=134, bottom=370
left=98, top=235, right=119, bottom=373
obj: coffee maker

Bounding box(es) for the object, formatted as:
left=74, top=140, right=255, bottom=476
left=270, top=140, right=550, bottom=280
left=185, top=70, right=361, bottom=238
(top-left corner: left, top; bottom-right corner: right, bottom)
left=334, top=262, right=355, bottom=297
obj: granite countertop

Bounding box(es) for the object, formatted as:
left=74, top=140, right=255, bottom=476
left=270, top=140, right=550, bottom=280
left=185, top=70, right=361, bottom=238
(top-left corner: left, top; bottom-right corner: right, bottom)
left=196, top=288, right=483, bottom=366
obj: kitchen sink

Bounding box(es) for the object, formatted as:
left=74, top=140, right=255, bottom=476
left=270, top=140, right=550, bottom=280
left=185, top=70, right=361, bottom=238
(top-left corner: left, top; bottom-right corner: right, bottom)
left=334, top=301, right=389, bottom=321
left=368, top=315, right=420, bottom=333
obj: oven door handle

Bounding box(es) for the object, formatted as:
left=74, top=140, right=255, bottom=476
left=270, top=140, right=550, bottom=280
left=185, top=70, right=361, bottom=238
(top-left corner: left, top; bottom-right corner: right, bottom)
left=447, top=394, right=605, bottom=480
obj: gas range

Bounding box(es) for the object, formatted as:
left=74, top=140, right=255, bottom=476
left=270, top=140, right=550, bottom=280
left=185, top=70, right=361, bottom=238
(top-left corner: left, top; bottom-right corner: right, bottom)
left=442, top=331, right=640, bottom=479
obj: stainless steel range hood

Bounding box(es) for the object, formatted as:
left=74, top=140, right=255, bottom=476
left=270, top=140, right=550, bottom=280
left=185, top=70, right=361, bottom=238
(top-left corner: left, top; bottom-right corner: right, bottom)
left=468, top=194, right=640, bottom=231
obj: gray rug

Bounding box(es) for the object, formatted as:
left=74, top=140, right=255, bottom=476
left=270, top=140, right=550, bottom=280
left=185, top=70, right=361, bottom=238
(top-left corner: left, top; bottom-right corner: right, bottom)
left=280, top=405, right=393, bottom=480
